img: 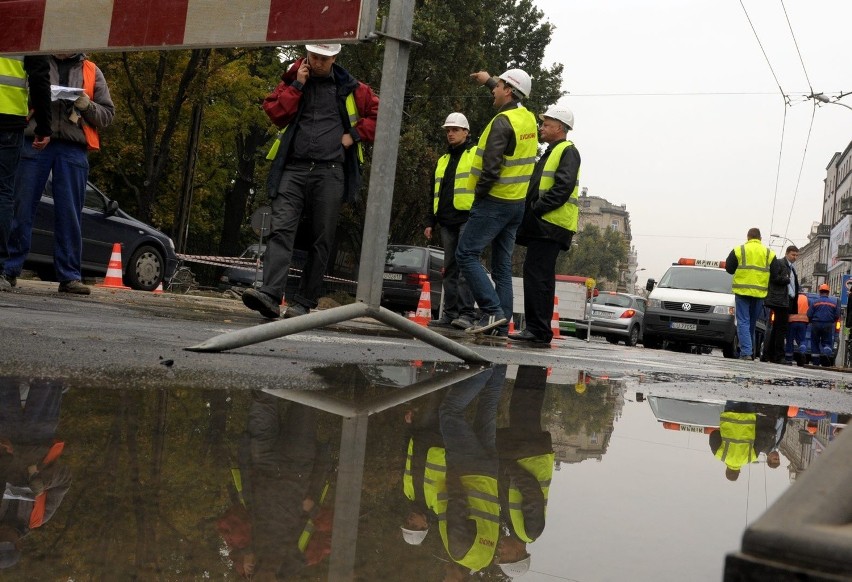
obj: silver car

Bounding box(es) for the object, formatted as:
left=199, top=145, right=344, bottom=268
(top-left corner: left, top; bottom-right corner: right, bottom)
left=586, top=292, right=646, bottom=346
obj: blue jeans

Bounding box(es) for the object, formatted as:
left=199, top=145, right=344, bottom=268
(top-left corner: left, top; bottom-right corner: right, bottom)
left=4, top=139, right=89, bottom=282
left=456, top=197, right=524, bottom=327
left=0, top=129, right=24, bottom=271
left=735, top=295, right=763, bottom=357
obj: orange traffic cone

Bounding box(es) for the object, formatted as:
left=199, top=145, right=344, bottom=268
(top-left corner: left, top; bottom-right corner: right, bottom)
left=98, top=243, right=130, bottom=290
left=551, top=295, right=562, bottom=339
left=408, top=281, right=431, bottom=326
left=153, top=282, right=164, bottom=294
left=508, top=319, right=515, bottom=334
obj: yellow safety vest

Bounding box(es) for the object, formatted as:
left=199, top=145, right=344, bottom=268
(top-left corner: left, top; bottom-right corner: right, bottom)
left=298, top=481, right=330, bottom=552
left=433, top=146, right=476, bottom=212
left=0, top=56, right=28, bottom=117
left=266, top=92, right=363, bottom=163
left=437, top=474, right=500, bottom=571
left=508, top=453, right=554, bottom=543
left=732, top=240, right=774, bottom=298
left=714, top=412, right=757, bottom=470
left=467, top=105, right=538, bottom=201
left=403, top=438, right=446, bottom=513
left=538, top=141, right=580, bottom=232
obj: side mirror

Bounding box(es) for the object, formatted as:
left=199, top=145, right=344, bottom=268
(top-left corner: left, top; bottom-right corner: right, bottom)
left=646, top=278, right=656, bottom=292
left=106, top=199, right=119, bottom=216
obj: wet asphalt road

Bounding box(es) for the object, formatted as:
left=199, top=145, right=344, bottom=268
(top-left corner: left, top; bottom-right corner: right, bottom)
left=1, top=280, right=851, bottom=412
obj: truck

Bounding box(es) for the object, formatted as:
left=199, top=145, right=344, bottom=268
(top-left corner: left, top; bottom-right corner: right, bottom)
left=643, top=258, right=740, bottom=358
left=511, top=274, right=592, bottom=334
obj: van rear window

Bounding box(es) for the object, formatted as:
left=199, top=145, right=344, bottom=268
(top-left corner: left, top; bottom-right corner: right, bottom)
left=385, top=247, right=426, bottom=269
left=658, top=267, right=732, bottom=293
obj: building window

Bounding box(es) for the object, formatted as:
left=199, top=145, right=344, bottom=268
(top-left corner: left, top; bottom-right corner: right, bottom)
left=611, top=220, right=619, bottom=230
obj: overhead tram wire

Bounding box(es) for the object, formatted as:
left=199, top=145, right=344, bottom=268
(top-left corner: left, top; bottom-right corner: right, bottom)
left=780, top=0, right=816, bottom=244
left=739, top=0, right=791, bottom=237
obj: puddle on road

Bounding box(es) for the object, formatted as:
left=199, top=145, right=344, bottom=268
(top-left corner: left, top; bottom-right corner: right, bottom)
left=0, top=365, right=848, bottom=581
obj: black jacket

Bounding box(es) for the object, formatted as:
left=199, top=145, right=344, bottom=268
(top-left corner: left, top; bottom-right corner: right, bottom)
left=765, top=258, right=799, bottom=310
left=427, top=138, right=473, bottom=228
left=516, top=140, right=580, bottom=250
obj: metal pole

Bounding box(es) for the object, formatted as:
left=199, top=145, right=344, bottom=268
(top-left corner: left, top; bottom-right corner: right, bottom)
left=355, top=0, right=416, bottom=308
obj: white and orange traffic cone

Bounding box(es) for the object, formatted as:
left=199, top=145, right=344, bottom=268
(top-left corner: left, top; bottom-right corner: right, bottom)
left=97, top=243, right=130, bottom=290
left=508, top=318, right=516, bottom=334
left=551, top=295, right=562, bottom=339
left=153, top=282, right=164, bottom=294
left=408, top=281, right=432, bottom=327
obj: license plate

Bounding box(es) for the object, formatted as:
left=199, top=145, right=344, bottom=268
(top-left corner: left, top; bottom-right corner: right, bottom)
left=382, top=272, right=402, bottom=281
left=679, top=425, right=705, bottom=433
left=592, top=310, right=613, bottom=318
left=671, top=322, right=697, bottom=331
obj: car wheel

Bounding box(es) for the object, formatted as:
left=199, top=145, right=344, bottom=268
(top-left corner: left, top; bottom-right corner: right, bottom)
left=643, top=334, right=661, bottom=349
left=626, top=325, right=639, bottom=347
left=722, top=335, right=739, bottom=359
left=127, top=244, right=164, bottom=291
left=33, top=265, right=56, bottom=282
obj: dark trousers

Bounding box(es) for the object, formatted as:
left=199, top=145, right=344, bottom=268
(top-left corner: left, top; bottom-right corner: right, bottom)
left=522, top=239, right=562, bottom=341
left=260, top=162, right=344, bottom=308
left=766, top=306, right=790, bottom=362
left=0, top=129, right=23, bottom=270
left=439, top=223, right=475, bottom=320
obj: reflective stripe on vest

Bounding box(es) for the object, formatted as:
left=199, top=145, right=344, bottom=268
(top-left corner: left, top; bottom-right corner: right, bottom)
left=298, top=481, right=330, bottom=552
left=714, top=412, right=756, bottom=470
left=266, top=92, right=362, bottom=162
left=467, top=105, right=538, bottom=201
left=538, top=141, right=580, bottom=232
left=0, top=56, right=28, bottom=117
left=81, top=60, right=100, bottom=151
left=508, top=453, right=554, bottom=543
left=732, top=241, right=773, bottom=297
left=403, top=438, right=446, bottom=512
left=433, top=146, right=476, bottom=213
left=437, top=474, right=500, bottom=571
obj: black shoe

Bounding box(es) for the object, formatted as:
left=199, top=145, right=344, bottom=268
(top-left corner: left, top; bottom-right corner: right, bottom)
left=428, top=315, right=455, bottom=328
left=739, top=355, right=752, bottom=361
left=58, top=280, right=91, bottom=295
left=466, top=314, right=507, bottom=334
left=284, top=302, right=309, bottom=318
left=242, top=288, right=280, bottom=319
left=451, top=316, right=475, bottom=330
left=508, top=330, right=550, bottom=344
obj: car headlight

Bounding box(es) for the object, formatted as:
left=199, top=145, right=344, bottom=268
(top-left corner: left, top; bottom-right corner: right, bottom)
left=713, top=305, right=735, bottom=315
left=648, top=298, right=661, bottom=308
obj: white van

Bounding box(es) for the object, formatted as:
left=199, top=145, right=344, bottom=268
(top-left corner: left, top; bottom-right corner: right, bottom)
left=643, top=258, right=739, bottom=358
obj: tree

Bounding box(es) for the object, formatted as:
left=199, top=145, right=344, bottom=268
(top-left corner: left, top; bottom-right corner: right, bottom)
left=561, top=224, right=629, bottom=284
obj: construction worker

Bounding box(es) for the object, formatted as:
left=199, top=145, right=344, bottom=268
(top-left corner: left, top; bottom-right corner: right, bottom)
left=0, top=55, right=51, bottom=291
left=725, top=228, right=775, bottom=360
left=457, top=69, right=538, bottom=337
left=807, top=284, right=839, bottom=366
left=785, top=292, right=810, bottom=366
left=709, top=402, right=758, bottom=482
left=495, top=366, right=554, bottom=577
left=510, top=105, right=580, bottom=345
left=425, top=112, right=477, bottom=330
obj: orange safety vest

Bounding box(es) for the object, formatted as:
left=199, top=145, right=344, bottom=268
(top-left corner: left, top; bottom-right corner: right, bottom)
left=789, top=294, right=809, bottom=323
left=81, top=60, right=100, bottom=151
left=29, top=441, right=65, bottom=529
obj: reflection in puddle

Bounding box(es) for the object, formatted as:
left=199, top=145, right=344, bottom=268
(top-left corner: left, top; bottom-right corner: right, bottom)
left=0, top=368, right=847, bottom=580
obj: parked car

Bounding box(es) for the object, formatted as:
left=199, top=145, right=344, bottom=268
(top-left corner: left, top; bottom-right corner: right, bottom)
left=218, top=244, right=267, bottom=290
left=380, top=245, right=444, bottom=318
left=27, top=179, right=178, bottom=291
left=580, top=291, right=646, bottom=346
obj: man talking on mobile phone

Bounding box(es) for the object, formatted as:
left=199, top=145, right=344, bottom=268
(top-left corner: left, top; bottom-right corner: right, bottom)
left=243, top=44, right=379, bottom=319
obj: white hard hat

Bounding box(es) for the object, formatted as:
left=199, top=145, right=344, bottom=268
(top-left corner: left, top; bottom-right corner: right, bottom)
left=498, top=555, right=531, bottom=577
left=442, top=112, right=470, bottom=130
left=305, top=43, right=341, bottom=56
left=400, top=527, right=429, bottom=545
left=539, top=105, right=574, bottom=130
left=499, top=68, right=532, bottom=99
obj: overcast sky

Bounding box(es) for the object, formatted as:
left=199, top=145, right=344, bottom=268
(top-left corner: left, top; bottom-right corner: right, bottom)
left=533, top=0, right=852, bottom=282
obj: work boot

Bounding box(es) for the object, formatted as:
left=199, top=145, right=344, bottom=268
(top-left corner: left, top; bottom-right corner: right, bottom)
left=283, top=302, right=309, bottom=319
left=428, top=315, right=455, bottom=328
left=451, top=316, right=475, bottom=330
left=242, top=288, right=281, bottom=319
left=58, top=280, right=91, bottom=295
left=0, top=275, right=10, bottom=292
left=466, top=314, right=507, bottom=335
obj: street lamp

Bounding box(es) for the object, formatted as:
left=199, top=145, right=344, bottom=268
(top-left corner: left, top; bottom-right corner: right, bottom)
left=770, top=233, right=796, bottom=249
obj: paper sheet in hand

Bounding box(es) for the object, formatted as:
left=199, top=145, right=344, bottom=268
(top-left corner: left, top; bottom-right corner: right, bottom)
left=51, top=85, right=84, bottom=101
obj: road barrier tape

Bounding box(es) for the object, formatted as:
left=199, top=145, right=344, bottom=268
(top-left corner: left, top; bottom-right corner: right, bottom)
left=175, top=254, right=357, bottom=285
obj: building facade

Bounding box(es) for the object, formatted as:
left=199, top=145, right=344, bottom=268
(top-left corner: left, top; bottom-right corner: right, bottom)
left=577, top=188, right=634, bottom=291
